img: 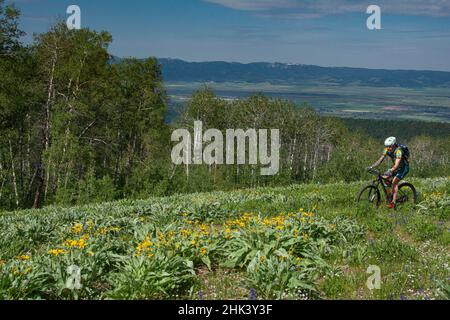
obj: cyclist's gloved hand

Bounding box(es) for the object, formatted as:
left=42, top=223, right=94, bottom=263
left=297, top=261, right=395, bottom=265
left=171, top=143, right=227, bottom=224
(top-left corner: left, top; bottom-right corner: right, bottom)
left=383, top=170, right=393, bottom=177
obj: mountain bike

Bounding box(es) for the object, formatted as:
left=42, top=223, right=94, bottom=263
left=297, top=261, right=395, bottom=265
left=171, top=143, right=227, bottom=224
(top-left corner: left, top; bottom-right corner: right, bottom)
left=356, top=168, right=418, bottom=208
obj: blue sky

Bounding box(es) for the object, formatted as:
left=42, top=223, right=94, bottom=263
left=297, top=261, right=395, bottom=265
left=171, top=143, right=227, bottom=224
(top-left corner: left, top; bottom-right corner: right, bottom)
left=10, top=0, right=450, bottom=71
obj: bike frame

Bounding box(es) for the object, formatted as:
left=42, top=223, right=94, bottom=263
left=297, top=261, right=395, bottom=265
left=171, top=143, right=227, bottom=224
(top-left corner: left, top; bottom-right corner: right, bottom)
left=368, top=169, right=392, bottom=203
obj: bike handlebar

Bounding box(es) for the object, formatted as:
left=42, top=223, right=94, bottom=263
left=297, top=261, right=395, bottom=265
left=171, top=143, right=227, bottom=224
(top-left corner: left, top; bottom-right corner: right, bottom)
left=367, top=168, right=381, bottom=176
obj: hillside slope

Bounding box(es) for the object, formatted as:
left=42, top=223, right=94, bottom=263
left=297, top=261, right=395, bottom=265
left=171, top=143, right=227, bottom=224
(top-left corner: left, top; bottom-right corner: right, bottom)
left=158, top=58, right=450, bottom=88
left=0, top=177, right=448, bottom=300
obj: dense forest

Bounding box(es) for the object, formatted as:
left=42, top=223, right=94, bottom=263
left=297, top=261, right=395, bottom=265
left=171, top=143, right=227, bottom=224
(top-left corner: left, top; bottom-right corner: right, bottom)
left=340, top=118, right=450, bottom=141
left=0, top=2, right=449, bottom=211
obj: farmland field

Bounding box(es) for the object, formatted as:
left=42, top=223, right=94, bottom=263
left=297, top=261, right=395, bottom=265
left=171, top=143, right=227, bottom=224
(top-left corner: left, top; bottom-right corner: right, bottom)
left=166, top=82, right=450, bottom=123
left=0, top=177, right=448, bottom=300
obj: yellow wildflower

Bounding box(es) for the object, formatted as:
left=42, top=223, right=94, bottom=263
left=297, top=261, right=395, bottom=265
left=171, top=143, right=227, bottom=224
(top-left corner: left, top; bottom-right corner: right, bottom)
left=78, top=239, right=86, bottom=249
left=63, top=239, right=87, bottom=249
left=167, top=231, right=175, bottom=239
left=48, top=249, right=69, bottom=256
left=199, top=224, right=209, bottom=233
left=98, top=227, right=108, bottom=235
left=136, top=236, right=154, bottom=256
left=303, top=212, right=314, bottom=218
left=12, top=267, right=19, bottom=275
left=17, top=254, right=30, bottom=261
left=71, top=223, right=83, bottom=234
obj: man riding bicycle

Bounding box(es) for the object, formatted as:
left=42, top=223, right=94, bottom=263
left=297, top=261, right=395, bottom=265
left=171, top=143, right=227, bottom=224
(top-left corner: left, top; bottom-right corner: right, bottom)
left=369, top=137, right=410, bottom=209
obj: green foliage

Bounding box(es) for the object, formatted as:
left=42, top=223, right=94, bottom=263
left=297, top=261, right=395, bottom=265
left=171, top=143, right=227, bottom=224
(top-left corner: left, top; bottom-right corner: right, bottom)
left=107, top=254, right=196, bottom=300
left=245, top=253, right=316, bottom=300
left=368, top=236, right=418, bottom=263
left=0, top=0, right=24, bottom=54
left=341, top=118, right=450, bottom=141
left=417, top=187, right=449, bottom=218
left=0, top=16, right=169, bottom=210
left=406, top=215, right=448, bottom=244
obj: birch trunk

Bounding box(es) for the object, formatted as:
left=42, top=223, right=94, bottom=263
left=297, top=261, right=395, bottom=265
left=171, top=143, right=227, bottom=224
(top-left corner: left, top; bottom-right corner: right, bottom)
left=41, top=44, right=58, bottom=205
left=9, top=140, right=19, bottom=208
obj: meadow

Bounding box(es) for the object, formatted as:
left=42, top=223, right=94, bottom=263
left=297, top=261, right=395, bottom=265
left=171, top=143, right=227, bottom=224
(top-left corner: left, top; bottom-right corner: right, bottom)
left=0, top=177, right=448, bottom=300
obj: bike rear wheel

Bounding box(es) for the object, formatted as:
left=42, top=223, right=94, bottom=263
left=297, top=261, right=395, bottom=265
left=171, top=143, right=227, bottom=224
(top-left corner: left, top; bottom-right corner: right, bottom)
left=397, top=183, right=418, bottom=205
left=356, top=185, right=381, bottom=207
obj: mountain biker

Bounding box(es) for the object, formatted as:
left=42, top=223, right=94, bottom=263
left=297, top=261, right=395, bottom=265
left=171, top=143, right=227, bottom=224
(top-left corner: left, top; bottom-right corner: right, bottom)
left=369, top=137, right=410, bottom=209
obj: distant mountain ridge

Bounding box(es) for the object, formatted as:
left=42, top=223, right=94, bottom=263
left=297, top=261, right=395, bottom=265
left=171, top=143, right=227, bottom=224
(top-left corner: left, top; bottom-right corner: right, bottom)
left=158, top=58, right=450, bottom=88
left=111, top=56, right=450, bottom=88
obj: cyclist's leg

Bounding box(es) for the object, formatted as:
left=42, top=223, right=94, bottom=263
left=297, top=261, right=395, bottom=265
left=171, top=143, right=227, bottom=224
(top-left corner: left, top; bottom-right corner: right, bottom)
left=392, top=177, right=400, bottom=204
left=392, top=165, right=409, bottom=204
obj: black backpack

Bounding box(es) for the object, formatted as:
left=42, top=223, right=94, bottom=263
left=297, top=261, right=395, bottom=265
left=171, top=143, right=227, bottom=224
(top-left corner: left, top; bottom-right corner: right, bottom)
left=398, top=144, right=410, bottom=160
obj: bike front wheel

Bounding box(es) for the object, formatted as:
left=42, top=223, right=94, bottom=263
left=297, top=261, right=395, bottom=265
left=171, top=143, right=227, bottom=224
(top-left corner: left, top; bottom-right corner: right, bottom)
left=356, top=185, right=381, bottom=207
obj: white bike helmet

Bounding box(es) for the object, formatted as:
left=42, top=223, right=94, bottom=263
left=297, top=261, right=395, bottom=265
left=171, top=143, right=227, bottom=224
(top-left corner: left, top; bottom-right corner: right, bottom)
left=384, top=137, right=397, bottom=147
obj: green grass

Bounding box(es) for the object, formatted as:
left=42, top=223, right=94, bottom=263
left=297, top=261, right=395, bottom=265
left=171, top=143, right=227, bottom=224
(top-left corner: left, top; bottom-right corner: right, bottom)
left=0, top=177, right=448, bottom=300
